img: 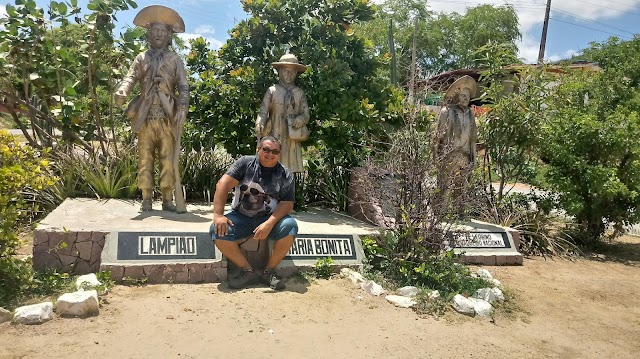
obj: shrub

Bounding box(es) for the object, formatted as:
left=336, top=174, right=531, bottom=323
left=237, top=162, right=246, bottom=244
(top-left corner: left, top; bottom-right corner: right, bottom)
left=49, top=146, right=138, bottom=200
left=312, top=257, right=334, bottom=279
left=180, top=147, right=234, bottom=201
left=478, top=192, right=578, bottom=257
left=0, top=130, right=57, bottom=307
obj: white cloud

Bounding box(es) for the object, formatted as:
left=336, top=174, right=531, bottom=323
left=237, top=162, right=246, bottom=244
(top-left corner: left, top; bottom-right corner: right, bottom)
left=194, top=25, right=215, bottom=36
left=420, top=0, right=640, bottom=63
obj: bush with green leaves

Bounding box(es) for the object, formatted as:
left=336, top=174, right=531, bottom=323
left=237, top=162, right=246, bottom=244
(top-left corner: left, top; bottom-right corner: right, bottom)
left=541, top=37, right=640, bottom=243
left=0, top=130, right=57, bottom=307
left=364, top=232, right=492, bottom=301
left=312, top=257, right=334, bottom=279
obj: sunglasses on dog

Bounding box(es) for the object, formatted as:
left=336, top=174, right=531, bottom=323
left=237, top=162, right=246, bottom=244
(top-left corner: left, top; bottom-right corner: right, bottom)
left=260, top=147, right=281, bottom=155
left=239, top=184, right=261, bottom=195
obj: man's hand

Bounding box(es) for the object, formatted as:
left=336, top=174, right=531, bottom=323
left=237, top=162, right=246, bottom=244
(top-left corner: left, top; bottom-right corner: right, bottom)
left=253, top=221, right=275, bottom=241
left=213, top=214, right=234, bottom=237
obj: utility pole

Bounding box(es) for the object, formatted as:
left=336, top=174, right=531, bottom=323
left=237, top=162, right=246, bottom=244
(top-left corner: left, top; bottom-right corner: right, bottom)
left=409, top=16, right=418, bottom=102
left=388, top=19, right=398, bottom=86
left=538, top=0, right=552, bottom=63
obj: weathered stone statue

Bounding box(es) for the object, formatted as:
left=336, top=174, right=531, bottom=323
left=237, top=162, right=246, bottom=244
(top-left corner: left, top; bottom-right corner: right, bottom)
left=114, top=5, right=189, bottom=213
left=435, top=75, right=478, bottom=192
left=256, top=54, right=310, bottom=173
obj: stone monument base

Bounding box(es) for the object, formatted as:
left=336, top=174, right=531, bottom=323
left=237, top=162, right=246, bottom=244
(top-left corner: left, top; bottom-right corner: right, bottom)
left=34, top=199, right=376, bottom=283
left=446, top=219, right=523, bottom=265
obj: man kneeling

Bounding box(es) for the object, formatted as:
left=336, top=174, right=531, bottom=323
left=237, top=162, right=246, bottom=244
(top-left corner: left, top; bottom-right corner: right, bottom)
left=210, top=136, right=297, bottom=290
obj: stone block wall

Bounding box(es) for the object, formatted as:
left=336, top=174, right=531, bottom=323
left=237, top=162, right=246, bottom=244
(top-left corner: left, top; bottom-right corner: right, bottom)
left=101, top=262, right=227, bottom=284
left=33, top=230, right=107, bottom=274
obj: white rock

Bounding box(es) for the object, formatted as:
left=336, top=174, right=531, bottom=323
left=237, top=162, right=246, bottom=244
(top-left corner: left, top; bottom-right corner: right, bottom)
left=76, top=273, right=107, bottom=296
left=76, top=273, right=101, bottom=289
left=360, top=280, right=386, bottom=296
left=397, top=286, right=419, bottom=297
left=468, top=297, right=494, bottom=317
left=491, top=278, right=502, bottom=287
left=475, top=288, right=497, bottom=303
left=491, top=287, right=505, bottom=301
left=477, top=268, right=493, bottom=280
left=427, top=290, right=441, bottom=300
left=0, top=307, right=12, bottom=324
left=385, top=295, right=416, bottom=308
left=476, top=287, right=505, bottom=303
left=340, top=268, right=366, bottom=286
left=56, top=290, right=99, bottom=317
left=452, top=294, right=475, bottom=317
left=13, top=302, right=54, bottom=324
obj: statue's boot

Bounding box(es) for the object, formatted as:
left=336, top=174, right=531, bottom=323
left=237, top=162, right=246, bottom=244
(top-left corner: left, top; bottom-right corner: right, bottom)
left=161, top=188, right=177, bottom=212
left=141, top=189, right=153, bottom=211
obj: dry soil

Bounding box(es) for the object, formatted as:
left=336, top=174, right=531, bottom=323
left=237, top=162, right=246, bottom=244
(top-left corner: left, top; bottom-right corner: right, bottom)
left=1, top=237, right=639, bottom=359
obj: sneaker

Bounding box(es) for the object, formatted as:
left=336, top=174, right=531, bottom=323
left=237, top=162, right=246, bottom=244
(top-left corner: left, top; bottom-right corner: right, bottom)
left=261, top=270, right=286, bottom=290
left=228, top=269, right=259, bottom=289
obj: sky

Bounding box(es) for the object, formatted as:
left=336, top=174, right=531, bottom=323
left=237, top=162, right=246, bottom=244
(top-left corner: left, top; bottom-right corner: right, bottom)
left=3, top=0, right=640, bottom=64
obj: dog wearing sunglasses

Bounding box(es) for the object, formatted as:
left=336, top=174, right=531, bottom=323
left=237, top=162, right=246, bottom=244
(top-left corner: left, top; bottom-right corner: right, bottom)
left=237, top=182, right=272, bottom=217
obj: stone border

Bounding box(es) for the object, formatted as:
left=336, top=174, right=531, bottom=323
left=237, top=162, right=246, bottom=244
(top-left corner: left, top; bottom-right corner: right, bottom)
left=33, top=230, right=107, bottom=274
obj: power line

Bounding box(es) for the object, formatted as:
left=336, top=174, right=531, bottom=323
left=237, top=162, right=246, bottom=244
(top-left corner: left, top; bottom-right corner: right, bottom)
left=552, top=7, right=637, bottom=35
left=549, top=17, right=633, bottom=38
left=564, top=0, right=640, bottom=17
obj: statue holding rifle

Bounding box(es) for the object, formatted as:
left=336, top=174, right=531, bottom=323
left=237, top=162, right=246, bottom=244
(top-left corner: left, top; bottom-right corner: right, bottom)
left=114, top=5, right=189, bottom=213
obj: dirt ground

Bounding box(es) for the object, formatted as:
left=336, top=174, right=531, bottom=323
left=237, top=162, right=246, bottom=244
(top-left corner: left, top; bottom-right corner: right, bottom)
left=1, top=237, right=639, bottom=359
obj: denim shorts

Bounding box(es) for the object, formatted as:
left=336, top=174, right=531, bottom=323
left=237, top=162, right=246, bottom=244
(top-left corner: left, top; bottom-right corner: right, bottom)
left=210, top=210, right=298, bottom=242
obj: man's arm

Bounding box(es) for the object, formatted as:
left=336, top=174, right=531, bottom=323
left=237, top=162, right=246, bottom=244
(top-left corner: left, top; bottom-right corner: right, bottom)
left=252, top=201, right=294, bottom=240
left=212, top=174, right=239, bottom=237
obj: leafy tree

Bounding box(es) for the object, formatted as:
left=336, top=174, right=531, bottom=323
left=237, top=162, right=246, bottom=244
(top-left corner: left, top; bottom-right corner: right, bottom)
left=354, top=1, right=521, bottom=81
left=186, top=0, right=401, bottom=169
left=541, top=37, right=640, bottom=243
left=0, top=0, right=141, bottom=156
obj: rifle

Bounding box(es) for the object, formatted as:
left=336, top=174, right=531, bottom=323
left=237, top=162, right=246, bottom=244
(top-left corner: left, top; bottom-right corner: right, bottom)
left=173, top=111, right=187, bottom=213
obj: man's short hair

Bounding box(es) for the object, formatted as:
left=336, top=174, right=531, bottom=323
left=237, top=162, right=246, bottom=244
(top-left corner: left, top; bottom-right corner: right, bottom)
left=259, top=135, right=281, bottom=149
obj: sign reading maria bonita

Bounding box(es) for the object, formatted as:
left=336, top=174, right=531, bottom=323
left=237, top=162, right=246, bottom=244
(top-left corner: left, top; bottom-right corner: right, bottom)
left=285, top=234, right=357, bottom=260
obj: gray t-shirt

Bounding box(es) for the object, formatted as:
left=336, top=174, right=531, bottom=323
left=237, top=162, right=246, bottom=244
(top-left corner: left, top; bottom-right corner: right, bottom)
left=226, top=155, right=295, bottom=217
